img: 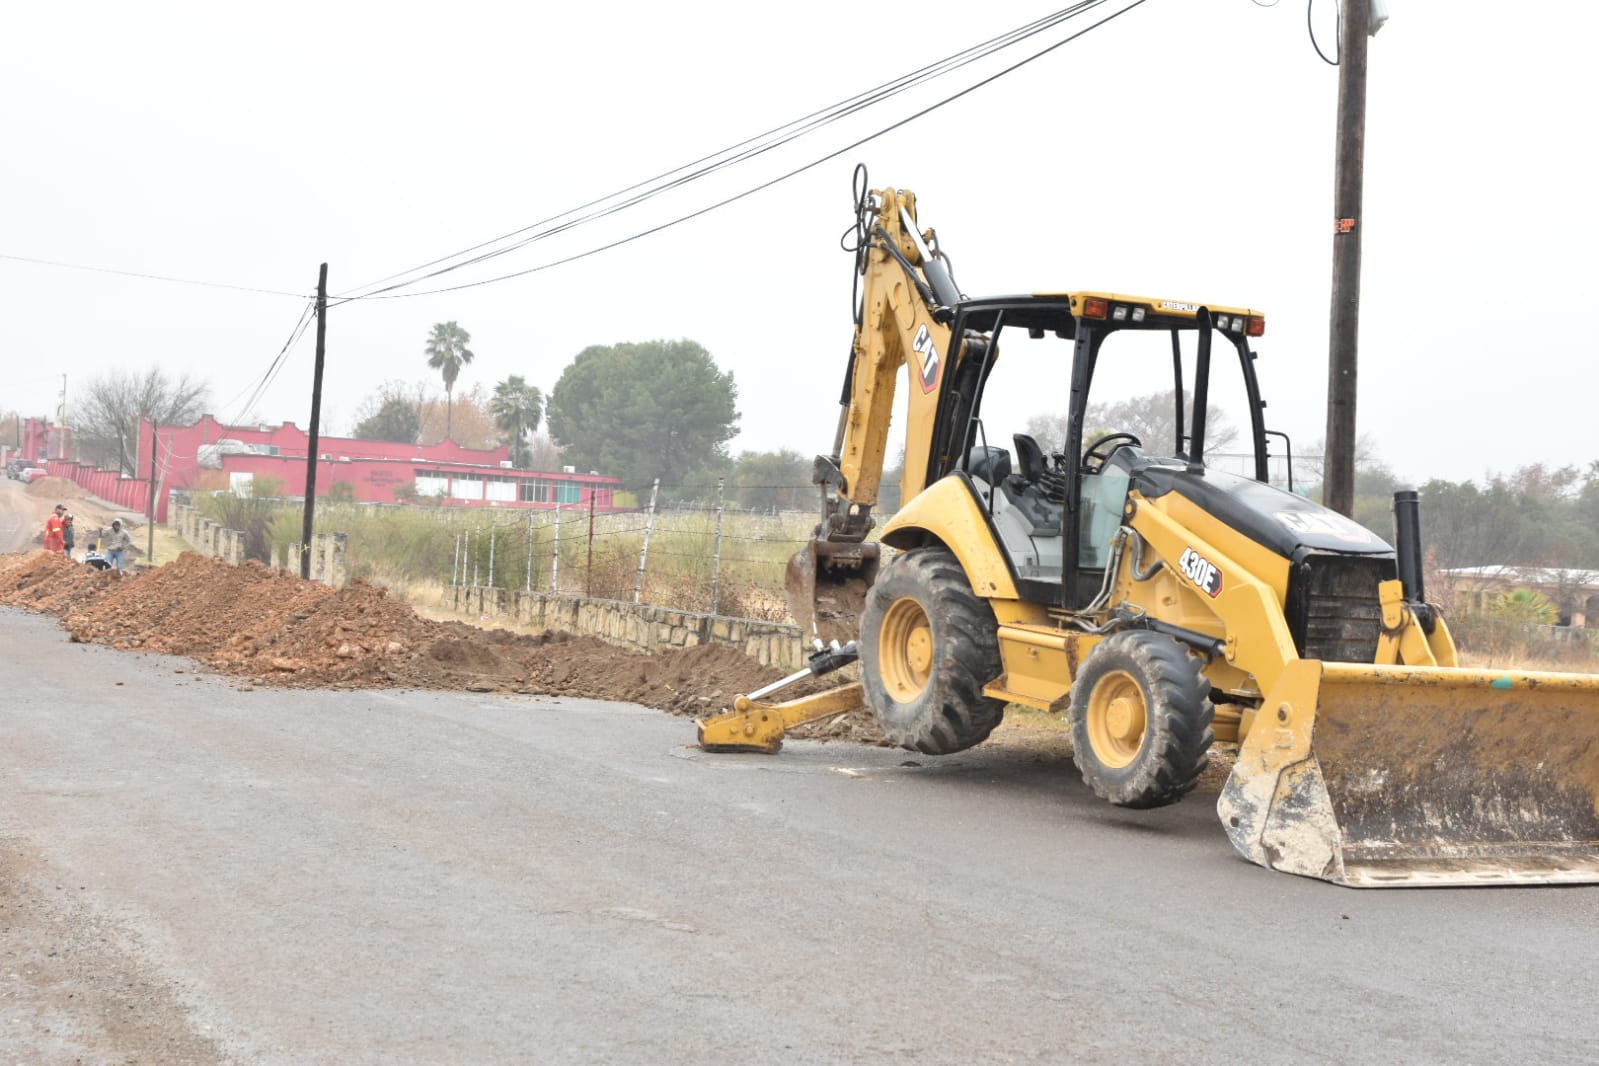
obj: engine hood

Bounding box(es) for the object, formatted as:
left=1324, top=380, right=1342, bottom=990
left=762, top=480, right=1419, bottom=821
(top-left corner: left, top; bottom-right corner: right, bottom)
left=1132, top=462, right=1393, bottom=560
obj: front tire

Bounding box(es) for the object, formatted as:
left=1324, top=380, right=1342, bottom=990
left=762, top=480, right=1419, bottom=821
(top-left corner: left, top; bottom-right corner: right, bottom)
left=1069, top=631, right=1214, bottom=808
left=860, top=547, right=1004, bottom=754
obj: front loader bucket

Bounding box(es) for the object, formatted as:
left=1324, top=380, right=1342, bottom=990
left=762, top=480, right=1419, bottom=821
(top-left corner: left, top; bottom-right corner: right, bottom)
left=1219, top=660, right=1599, bottom=887
left=784, top=539, right=880, bottom=641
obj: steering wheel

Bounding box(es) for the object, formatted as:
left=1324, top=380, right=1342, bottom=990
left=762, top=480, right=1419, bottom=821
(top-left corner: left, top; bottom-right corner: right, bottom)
left=1082, top=432, right=1143, bottom=473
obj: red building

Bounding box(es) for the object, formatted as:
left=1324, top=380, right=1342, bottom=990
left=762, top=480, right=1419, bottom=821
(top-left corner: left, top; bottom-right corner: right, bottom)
left=15, top=417, right=70, bottom=463
left=141, top=416, right=622, bottom=516
left=22, top=415, right=621, bottom=521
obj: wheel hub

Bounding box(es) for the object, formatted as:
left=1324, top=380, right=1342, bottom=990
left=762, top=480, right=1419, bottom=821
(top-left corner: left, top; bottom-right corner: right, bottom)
left=1105, top=696, right=1141, bottom=743
left=1087, top=670, right=1147, bottom=769
left=879, top=596, right=934, bottom=701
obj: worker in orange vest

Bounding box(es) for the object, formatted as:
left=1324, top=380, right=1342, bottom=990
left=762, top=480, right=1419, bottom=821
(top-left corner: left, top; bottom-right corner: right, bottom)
left=43, top=504, right=66, bottom=552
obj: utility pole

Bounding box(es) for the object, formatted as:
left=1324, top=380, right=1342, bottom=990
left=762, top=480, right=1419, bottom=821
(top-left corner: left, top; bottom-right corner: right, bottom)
left=301, top=264, right=328, bottom=579
left=1323, top=0, right=1376, bottom=517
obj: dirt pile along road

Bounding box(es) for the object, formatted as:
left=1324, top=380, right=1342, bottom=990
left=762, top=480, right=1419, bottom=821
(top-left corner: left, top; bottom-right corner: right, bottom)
left=0, top=550, right=885, bottom=743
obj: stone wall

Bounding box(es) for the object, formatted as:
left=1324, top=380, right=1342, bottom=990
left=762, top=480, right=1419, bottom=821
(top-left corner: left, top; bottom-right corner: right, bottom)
left=168, top=500, right=347, bottom=585
left=448, top=586, right=808, bottom=670
left=283, top=533, right=348, bottom=586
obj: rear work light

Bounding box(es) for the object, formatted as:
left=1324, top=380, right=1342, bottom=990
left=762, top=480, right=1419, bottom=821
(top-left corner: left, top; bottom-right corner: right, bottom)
left=1112, top=305, right=1129, bottom=321
left=1083, top=297, right=1109, bottom=319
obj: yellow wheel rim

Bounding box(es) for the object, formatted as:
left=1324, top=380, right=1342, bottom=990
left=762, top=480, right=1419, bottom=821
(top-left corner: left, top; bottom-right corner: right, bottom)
left=1085, top=669, right=1147, bottom=769
left=879, top=596, right=934, bottom=701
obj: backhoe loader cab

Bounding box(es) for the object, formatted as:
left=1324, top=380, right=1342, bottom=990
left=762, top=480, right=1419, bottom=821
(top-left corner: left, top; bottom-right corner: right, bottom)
left=915, top=292, right=1363, bottom=613
left=725, top=173, right=1599, bottom=887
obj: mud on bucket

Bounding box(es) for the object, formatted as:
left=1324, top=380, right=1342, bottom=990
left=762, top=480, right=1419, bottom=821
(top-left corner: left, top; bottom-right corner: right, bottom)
left=785, top=539, right=880, bottom=643
left=1219, top=660, right=1599, bottom=887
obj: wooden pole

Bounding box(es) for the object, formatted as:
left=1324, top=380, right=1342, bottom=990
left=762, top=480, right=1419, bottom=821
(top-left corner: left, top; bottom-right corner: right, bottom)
left=301, top=264, right=329, bottom=578
left=1323, top=0, right=1370, bottom=517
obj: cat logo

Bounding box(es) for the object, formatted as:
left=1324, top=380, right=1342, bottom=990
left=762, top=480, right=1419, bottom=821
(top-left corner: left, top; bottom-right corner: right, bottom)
left=1177, top=547, right=1223, bottom=598
left=912, top=324, right=942, bottom=394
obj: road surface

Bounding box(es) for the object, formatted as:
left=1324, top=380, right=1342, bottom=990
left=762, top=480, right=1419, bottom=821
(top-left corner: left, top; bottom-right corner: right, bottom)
left=2, top=605, right=1597, bottom=1064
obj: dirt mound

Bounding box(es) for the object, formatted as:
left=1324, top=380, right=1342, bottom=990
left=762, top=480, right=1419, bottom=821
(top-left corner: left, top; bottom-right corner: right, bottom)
left=25, top=476, right=92, bottom=500
left=0, top=551, right=127, bottom=614
left=0, top=550, right=885, bottom=742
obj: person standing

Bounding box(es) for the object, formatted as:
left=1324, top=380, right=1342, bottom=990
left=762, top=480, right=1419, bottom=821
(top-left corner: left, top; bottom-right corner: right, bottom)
left=62, top=513, right=76, bottom=558
left=43, top=504, right=66, bottom=553
left=104, top=519, right=133, bottom=572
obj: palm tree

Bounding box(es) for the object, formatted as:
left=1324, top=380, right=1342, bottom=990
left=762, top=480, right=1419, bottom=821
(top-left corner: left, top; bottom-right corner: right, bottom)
left=1489, top=587, right=1560, bottom=627
left=424, top=321, right=474, bottom=439
left=491, top=375, right=544, bottom=468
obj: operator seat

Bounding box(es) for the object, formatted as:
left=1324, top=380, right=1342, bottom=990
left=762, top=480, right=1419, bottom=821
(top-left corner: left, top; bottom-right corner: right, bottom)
left=1013, top=433, right=1046, bottom=483
left=966, top=445, right=1012, bottom=486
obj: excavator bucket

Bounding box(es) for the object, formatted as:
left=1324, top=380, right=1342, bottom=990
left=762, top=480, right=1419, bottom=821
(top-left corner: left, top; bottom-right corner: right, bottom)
left=784, top=539, right=880, bottom=641
left=1220, top=660, right=1599, bottom=887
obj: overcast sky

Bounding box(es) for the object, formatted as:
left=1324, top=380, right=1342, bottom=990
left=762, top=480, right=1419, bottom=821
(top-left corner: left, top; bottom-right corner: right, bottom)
left=5, top=1, right=1595, bottom=488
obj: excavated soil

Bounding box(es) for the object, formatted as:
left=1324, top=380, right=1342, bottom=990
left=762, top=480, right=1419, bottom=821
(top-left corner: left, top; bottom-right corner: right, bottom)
left=0, top=550, right=1250, bottom=785
left=0, top=551, right=885, bottom=742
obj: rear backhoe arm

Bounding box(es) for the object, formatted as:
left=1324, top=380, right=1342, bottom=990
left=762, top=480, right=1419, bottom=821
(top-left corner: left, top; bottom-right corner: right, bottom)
left=788, top=183, right=973, bottom=638
left=820, top=185, right=961, bottom=523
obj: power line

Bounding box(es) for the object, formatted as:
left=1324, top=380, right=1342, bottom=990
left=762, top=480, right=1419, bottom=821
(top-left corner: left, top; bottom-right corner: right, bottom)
left=334, top=2, right=1111, bottom=302
left=0, top=252, right=308, bottom=298
left=335, top=0, right=1146, bottom=303
left=220, top=299, right=318, bottom=427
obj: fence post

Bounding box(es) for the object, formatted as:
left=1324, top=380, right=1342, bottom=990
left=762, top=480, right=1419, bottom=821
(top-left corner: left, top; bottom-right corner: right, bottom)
left=585, top=490, right=596, bottom=598
left=472, top=527, right=480, bottom=588
left=710, top=476, right=726, bottom=615
left=634, top=477, right=660, bottom=605
left=525, top=510, right=535, bottom=592
left=487, top=510, right=498, bottom=589
left=452, top=528, right=462, bottom=589
left=552, top=505, right=561, bottom=595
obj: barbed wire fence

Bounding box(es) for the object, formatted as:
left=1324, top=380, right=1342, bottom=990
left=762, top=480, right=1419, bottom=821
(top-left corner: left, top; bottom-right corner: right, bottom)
left=443, top=478, right=832, bottom=621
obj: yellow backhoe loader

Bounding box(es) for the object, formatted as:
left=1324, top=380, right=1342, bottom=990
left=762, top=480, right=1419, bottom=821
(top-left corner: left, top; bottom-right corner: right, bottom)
left=698, top=167, right=1599, bottom=887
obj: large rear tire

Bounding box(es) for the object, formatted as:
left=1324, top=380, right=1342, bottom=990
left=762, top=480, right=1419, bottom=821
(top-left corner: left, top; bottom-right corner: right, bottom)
left=860, top=547, right=1005, bottom=754
left=1069, top=631, right=1214, bottom=808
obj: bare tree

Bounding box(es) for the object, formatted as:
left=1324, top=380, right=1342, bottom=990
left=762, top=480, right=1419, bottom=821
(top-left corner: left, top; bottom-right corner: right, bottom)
left=525, top=432, right=563, bottom=473
left=1025, top=388, right=1237, bottom=456
left=76, top=368, right=210, bottom=475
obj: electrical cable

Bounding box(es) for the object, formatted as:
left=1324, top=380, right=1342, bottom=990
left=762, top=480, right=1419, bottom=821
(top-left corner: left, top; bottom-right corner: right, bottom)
left=334, top=0, right=1145, bottom=303
left=219, top=299, right=317, bottom=429
left=0, top=253, right=309, bottom=298
left=1309, top=0, right=1340, bottom=65
left=334, top=2, right=1108, bottom=301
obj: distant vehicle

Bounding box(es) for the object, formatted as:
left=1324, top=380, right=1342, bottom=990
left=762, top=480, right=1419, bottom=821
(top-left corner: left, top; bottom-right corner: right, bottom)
left=20, top=467, right=47, bottom=483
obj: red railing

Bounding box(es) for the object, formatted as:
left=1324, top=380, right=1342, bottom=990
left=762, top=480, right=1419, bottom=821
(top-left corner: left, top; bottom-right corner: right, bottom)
left=42, top=461, right=157, bottom=518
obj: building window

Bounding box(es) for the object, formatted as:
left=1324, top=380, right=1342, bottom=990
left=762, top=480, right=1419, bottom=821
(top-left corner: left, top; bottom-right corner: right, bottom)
left=557, top=481, right=582, bottom=504
left=415, top=471, right=449, bottom=497
left=485, top=474, right=516, bottom=502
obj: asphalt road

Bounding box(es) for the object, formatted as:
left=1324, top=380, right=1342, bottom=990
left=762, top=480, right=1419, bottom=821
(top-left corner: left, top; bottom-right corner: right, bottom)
left=3, top=605, right=1597, bottom=1065
left=0, top=478, right=41, bottom=553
